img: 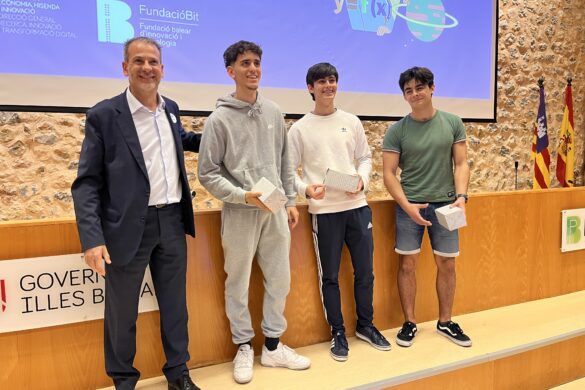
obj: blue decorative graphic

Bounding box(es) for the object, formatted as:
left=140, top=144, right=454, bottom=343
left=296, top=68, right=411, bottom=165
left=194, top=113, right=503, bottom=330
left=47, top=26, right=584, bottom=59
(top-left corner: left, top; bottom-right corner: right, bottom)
left=340, top=0, right=400, bottom=36
left=338, top=0, right=458, bottom=41
left=96, top=0, right=134, bottom=44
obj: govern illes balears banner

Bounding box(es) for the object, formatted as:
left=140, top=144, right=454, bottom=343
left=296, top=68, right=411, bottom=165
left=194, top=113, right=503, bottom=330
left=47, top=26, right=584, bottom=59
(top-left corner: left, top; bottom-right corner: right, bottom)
left=0, top=253, right=158, bottom=333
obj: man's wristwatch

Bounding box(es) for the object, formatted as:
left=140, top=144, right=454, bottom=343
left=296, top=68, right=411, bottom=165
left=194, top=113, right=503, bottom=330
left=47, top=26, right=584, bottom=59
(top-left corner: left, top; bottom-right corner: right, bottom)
left=456, top=193, right=468, bottom=203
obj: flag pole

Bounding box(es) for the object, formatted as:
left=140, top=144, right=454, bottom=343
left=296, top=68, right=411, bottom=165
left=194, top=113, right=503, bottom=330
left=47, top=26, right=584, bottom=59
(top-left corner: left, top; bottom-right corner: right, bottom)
left=566, top=77, right=575, bottom=187
left=557, top=76, right=576, bottom=187
left=532, top=77, right=551, bottom=189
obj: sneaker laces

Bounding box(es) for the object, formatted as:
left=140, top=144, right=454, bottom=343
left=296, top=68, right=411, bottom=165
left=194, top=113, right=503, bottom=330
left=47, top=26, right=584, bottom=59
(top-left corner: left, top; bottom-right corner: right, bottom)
left=333, top=332, right=349, bottom=350
left=235, top=346, right=253, bottom=369
left=448, top=321, right=465, bottom=335
left=367, top=326, right=388, bottom=343
left=278, top=344, right=304, bottom=363
left=180, top=376, right=195, bottom=388
left=400, top=321, right=416, bottom=336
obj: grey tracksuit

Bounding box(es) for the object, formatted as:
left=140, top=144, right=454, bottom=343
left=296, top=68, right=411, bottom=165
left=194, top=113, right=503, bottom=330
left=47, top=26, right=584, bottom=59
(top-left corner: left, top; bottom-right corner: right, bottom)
left=198, top=93, right=295, bottom=344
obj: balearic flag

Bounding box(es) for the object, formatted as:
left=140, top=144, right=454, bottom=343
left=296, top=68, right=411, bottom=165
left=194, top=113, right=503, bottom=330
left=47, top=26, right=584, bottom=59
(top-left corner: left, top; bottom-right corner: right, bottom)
left=556, top=79, right=574, bottom=187
left=532, top=80, right=551, bottom=189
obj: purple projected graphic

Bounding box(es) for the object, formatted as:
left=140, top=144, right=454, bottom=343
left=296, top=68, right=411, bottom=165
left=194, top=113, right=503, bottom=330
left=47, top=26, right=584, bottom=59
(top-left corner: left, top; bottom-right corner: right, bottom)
left=337, top=0, right=459, bottom=42
left=0, top=0, right=493, bottom=99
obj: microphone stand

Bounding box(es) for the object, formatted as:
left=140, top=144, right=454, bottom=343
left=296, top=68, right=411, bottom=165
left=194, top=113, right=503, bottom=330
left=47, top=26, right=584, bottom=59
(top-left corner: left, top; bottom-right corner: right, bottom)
left=514, top=161, right=519, bottom=190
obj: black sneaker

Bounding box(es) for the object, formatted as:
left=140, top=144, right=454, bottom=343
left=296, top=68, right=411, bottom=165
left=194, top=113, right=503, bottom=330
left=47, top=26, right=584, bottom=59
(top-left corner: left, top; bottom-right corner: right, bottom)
left=330, top=331, right=349, bottom=361
left=355, top=325, right=391, bottom=351
left=396, top=321, right=418, bottom=347
left=436, top=321, right=472, bottom=347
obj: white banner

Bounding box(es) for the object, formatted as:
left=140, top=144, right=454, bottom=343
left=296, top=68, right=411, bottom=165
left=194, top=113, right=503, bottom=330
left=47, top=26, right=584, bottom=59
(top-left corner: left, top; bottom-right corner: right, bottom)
left=0, top=253, right=158, bottom=333
left=561, top=208, right=585, bottom=252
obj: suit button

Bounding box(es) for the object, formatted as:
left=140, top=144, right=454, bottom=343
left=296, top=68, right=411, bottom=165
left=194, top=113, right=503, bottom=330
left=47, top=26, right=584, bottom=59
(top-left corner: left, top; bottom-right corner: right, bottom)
left=140, top=216, right=145, bottom=222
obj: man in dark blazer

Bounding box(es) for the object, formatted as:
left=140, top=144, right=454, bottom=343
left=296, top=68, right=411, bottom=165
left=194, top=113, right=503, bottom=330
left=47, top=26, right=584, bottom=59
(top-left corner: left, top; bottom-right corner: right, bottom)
left=71, top=37, right=201, bottom=390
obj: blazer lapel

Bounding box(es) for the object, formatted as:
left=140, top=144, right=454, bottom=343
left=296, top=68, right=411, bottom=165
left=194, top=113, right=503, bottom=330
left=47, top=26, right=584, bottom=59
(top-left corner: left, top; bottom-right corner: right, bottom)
left=115, top=94, right=149, bottom=180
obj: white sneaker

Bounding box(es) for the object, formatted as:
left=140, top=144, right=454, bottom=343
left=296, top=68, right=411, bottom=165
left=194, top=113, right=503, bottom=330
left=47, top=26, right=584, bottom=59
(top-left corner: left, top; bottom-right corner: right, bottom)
left=260, top=342, right=311, bottom=370
left=233, top=344, right=254, bottom=384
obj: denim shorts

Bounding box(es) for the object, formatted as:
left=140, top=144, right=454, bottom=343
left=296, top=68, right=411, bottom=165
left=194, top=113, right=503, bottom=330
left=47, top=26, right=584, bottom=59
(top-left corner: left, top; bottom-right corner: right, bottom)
left=395, top=202, right=460, bottom=257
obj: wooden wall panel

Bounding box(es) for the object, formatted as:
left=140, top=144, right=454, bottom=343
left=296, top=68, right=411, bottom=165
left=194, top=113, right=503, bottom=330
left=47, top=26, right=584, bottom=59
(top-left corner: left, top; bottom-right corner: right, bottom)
left=0, top=218, right=81, bottom=260
left=1, top=188, right=585, bottom=389
left=455, top=188, right=585, bottom=316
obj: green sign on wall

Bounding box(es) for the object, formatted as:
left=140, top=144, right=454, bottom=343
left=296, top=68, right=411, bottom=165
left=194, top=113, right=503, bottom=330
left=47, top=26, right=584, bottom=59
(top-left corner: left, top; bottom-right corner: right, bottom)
left=561, top=208, right=585, bottom=252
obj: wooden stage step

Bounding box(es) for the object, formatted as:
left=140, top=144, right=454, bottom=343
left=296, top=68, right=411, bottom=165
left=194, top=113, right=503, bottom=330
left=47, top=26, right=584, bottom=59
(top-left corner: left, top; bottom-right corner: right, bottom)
left=103, top=290, right=585, bottom=390
left=551, top=376, right=585, bottom=389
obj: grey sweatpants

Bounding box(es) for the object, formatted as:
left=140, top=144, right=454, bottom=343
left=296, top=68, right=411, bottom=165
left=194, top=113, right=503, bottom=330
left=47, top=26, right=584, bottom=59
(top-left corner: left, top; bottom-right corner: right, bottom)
left=221, top=207, right=291, bottom=344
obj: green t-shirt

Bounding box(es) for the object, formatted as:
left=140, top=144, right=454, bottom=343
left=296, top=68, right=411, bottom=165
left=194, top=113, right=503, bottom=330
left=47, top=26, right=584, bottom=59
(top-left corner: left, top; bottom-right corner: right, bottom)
left=382, top=110, right=466, bottom=202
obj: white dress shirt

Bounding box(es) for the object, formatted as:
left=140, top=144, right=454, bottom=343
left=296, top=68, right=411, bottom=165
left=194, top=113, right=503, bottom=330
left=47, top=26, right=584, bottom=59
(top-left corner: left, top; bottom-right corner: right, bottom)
left=126, top=89, right=181, bottom=206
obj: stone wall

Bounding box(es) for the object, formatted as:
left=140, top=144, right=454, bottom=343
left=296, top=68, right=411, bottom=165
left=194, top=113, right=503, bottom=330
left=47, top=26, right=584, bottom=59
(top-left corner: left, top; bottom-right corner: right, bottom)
left=1, top=0, right=584, bottom=221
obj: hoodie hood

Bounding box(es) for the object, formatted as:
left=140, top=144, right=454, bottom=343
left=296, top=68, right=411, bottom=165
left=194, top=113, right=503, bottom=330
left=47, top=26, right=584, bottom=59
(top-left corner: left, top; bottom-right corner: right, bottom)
left=216, top=93, right=263, bottom=118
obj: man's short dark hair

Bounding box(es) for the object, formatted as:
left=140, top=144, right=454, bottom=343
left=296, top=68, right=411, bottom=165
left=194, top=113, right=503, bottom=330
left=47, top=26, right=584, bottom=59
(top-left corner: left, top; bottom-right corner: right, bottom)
left=305, top=63, right=339, bottom=101
left=223, top=40, right=262, bottom=67
left=398, top=66, right=434, bottom=93
left=124, top=37, right=162, bottom=62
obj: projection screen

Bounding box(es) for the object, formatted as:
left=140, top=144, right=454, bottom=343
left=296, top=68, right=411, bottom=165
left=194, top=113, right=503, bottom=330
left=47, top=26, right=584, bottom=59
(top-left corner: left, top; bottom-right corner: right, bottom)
left=0, top=0, right=498, bottom=120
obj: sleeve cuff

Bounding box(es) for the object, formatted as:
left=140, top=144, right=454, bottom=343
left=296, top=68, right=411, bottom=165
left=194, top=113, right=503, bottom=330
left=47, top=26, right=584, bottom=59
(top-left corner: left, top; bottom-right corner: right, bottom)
left=235, top=188, right=247, bottom=204
left=297, top=182, right=308, bottom=199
